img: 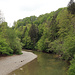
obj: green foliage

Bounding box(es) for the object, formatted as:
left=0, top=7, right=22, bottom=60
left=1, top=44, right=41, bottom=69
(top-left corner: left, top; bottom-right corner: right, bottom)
left=13, top=7, right=75, bottom=60
left=22, top=36, right=33, bottom=49
left=48, top=39, right=63, bottom=54
left=0, top=22, right=22, bottom=55
left=6, top=28, right=22, bottom=54
left=68, top=58, right=75, bottom=75
left=62, top=35, right=75, bottom=60
left=12, top=7, right=75, bottom=74
left=56, top=8, right=72, bottom=37
left=29, top=24, right=39, bottom=45
left=36, top=37, right=46, bottom=51
left=8, top=4, right=75, bottom=75
left=0, top=38, right=13, bottom=55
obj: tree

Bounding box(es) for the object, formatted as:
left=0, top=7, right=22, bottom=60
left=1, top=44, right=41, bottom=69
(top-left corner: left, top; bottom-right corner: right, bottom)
left=68, top=0, right=74, bottom=6
left=0, top=22, right=22, bottom=55
left=21, top=26, right=27, bottom=42
left=29, top=24, right=39, bottom=47
left=6, top=28, right=22, bottom=54
left=67, top=0, right=75, bottom=14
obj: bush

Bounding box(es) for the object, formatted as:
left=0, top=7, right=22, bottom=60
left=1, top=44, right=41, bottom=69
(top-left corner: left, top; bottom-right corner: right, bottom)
left=68, top=58, right=75, bottom=75
left=0, top=38, right=13, bottom=55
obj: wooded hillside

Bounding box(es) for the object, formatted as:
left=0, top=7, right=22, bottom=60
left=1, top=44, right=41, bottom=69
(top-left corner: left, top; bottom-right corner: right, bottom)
left=13, top=7, right=75, bottom=60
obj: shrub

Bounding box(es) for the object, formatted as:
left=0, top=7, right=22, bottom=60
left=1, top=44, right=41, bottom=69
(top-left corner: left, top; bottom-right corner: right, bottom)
left=0, top=38, right=13, bottom=55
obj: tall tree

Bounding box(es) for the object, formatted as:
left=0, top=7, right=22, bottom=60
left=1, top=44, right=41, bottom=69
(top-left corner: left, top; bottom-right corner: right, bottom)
left=68, top=0, right=74, bottom=6
left=29, top=24, right=39, bottom=47
left=67, top=0, right=75, bottom=14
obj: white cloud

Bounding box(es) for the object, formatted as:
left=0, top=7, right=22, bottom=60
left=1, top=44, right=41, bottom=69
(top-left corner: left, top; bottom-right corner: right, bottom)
left=0, top=0, right=71, bottom=27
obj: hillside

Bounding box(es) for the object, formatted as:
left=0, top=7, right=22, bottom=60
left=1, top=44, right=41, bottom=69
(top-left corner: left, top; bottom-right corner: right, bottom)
left=12, top=7, right=75, bottom=75
left=13, top=7, right=75, bottom=59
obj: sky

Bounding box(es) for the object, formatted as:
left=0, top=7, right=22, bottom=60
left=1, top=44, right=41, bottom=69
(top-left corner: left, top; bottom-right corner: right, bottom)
left=0, top=0, right=72, bottom=27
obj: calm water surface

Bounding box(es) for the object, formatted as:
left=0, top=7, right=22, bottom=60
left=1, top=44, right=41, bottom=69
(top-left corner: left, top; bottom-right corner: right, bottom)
left=9, top=51, right=68, bottom=75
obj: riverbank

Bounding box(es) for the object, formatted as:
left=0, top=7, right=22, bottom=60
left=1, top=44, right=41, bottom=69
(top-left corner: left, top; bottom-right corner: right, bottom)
left=0, top=51, right=37, bottom=75
left=9, top=51, right=68, bottom=75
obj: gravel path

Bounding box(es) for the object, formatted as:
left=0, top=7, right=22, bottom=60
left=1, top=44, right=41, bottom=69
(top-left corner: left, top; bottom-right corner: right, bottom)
left=0, top=51, right=37, bottom=75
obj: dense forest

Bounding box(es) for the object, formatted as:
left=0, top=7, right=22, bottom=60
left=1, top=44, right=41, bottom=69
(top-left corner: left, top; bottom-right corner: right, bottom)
left=0, top=0, right=75, bottom=75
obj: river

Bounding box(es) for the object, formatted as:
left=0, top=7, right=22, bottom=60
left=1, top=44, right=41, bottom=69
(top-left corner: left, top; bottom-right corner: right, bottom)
left=9, top=51, right=68, bottom=75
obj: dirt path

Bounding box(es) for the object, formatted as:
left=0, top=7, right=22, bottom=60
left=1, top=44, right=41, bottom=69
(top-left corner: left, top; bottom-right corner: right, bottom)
left=0, top=51, right=37, bottom=75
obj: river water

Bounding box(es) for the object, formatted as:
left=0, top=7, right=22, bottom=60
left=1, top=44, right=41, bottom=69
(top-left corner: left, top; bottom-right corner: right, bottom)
left=9, top=51, right=68, bottom=75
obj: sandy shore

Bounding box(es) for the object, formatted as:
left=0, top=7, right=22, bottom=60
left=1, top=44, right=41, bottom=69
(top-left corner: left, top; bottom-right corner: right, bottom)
left=0, top=51, right=37, bottom=75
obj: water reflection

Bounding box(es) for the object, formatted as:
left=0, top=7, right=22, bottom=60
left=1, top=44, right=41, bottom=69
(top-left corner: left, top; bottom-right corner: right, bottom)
left=9, top=51, right=68, bottom=75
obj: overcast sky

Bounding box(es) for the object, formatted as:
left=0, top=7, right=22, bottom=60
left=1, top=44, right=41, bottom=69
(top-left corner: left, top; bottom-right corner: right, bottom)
left=0, top=0, right=72, bottom=27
